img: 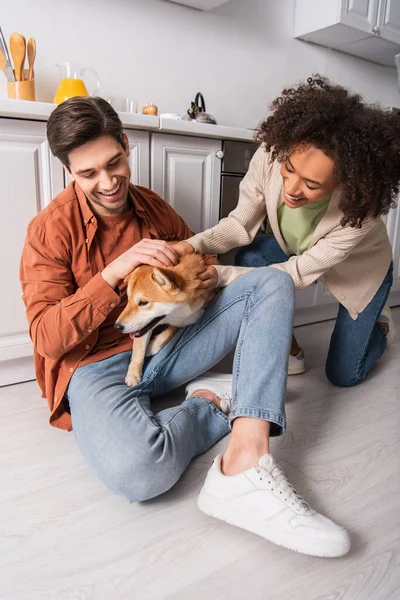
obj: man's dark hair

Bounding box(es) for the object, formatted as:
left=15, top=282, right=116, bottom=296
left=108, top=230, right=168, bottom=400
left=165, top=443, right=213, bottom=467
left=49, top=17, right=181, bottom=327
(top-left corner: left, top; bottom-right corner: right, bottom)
left=47, top=96, right=125, bottom=170
left=256, top=75, right=400, bottom=228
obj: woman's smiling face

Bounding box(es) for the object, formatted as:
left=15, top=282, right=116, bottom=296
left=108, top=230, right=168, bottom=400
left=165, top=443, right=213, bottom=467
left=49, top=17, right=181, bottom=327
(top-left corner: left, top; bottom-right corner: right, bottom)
left=280, top=146, right=338, bottom=208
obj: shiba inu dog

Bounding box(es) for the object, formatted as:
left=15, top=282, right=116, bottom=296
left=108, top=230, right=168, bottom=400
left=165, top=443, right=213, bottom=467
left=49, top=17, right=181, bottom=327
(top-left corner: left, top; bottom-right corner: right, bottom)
left=115, top=253, right=209, bottom=387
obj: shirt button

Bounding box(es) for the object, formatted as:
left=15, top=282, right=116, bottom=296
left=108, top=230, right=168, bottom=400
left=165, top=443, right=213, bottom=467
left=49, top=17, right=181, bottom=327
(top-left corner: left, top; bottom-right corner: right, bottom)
left=54, top=396, right=58, bottom=402
left=88, top=328, right=93, bottom=333
left=83, top=220, right=86, bottom=225
left=91, top=217, right=95, bottom=223
left=110, top=302, right=116, bottom=308
left=85, top=238, right=89, bottom=244
left=85, top=344, right=90, bottom=350
left=341, top=295, right=346, bottom=300
left=69, top=367, right=74, bottom=372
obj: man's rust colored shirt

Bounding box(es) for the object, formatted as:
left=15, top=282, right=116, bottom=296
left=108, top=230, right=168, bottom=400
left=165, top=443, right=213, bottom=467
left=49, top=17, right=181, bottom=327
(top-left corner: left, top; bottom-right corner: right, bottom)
left=20, top=182, right=193, bottom=431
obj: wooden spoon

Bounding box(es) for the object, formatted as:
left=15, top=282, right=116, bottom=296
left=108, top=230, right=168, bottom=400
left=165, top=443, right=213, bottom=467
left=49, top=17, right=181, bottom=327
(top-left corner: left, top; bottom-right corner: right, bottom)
left=9, top=32, right=26, bottom=81
left=0, top=47, right=6, bottom=73
left=27, top=38, right=36, bottom=80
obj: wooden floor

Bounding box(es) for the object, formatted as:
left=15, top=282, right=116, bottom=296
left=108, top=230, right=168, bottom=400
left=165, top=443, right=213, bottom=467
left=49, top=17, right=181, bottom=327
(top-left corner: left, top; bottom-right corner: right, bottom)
left=1, top=310, right=400, bottom=600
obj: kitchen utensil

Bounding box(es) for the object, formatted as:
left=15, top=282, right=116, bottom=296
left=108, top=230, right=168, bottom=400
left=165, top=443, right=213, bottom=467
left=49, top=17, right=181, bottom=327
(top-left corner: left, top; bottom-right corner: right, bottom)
left=0, top=27, right=12, bottom=65
left=54, top=62, right=99, bottom=104
left=0, top=27, right=15, bottom=81
left=7, top=70, right=35, bottom=100
left=186, top=92, right=217, bottom=124
left=27, top=37, right=36, bottom=80
left=9, top=32, right=26, bottom=82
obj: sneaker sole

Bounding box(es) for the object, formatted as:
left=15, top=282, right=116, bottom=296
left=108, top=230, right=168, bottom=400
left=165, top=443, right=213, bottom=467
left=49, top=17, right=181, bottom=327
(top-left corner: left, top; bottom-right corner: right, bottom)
left=288, top=364, right=306, bottom=375
left=197, top=489, right=350, bottom=558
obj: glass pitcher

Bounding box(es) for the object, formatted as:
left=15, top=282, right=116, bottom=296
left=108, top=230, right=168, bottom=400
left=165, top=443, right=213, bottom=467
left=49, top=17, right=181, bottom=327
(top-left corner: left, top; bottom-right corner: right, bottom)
left=53, top=62, right=100, bottom=104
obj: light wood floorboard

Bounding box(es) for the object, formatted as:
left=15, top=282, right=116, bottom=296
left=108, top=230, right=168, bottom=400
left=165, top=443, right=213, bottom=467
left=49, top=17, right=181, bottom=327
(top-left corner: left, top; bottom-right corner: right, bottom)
left=1, top=309, right=399, bottom=600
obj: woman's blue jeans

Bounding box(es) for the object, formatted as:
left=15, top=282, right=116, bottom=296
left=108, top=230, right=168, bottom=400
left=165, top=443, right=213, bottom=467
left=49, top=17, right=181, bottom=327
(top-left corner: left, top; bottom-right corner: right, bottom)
left=67, top=268, right=294, bottom=502
left=235, top=235, right=393, bottom=388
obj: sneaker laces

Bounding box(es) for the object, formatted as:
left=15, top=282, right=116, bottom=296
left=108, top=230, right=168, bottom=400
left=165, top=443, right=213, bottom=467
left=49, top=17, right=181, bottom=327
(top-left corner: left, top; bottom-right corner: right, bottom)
left=219, top=393, right=232, bottom=415
left=256, top=462, right=312, bottom=515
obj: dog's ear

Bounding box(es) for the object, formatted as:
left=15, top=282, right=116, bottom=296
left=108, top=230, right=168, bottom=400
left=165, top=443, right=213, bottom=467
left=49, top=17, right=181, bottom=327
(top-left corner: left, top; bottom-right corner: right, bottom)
left=152, top=268, right=179, bottom=293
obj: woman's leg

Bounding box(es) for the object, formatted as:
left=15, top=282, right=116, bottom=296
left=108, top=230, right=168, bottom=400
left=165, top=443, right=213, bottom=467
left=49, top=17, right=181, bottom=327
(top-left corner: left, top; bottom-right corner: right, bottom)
left=326, top=264, right=393, bottom=387
left=68, top=267, right=294, bottom=502
left=234, top=234, right=289, bottom=268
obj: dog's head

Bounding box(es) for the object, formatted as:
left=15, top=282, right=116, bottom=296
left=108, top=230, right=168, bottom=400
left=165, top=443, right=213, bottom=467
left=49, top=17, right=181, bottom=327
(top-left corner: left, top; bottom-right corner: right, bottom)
left=114, top=264, right=203, bottom=337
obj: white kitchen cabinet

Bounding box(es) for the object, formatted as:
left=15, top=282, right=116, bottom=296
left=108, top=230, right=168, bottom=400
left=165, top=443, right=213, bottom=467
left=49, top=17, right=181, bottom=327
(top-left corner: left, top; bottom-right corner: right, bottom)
left=125, top=129, right=150, bottom=187
left=294, top=0, right=400, bottom=66
left=377, top=0, right=400, bottom=44
left=0, top=119, right=64, bottom=386
left=384, top=200, right=400, bottom=304
left=151, top=133, right=222, bottom=233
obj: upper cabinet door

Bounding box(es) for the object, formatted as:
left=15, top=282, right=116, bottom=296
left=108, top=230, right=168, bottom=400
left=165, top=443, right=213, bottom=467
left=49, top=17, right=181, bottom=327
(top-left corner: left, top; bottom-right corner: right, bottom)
left=377, top=0, right=400, bottom=44
left=124, top=129, right=150, bottom=188
left=151, top=133, right=222, bottom=234
left=340, top=0, right=380, bottom=33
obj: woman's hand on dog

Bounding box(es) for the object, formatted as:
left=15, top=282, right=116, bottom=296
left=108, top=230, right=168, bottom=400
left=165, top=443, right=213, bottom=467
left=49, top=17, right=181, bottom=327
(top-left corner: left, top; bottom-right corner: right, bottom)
left=198, top=265, right=219, bottom=291
left=174, top=241, right=195, bottom=258
left=198, top=265, right=219, bottom=307
left=101, top=239, right=179, bottom=289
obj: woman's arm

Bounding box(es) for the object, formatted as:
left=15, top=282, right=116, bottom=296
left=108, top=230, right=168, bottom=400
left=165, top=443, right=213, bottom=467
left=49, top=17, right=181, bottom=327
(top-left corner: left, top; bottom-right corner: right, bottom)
left=180, top=147, right=269, bottom=256
left=270, top=217, right=379, bottom=289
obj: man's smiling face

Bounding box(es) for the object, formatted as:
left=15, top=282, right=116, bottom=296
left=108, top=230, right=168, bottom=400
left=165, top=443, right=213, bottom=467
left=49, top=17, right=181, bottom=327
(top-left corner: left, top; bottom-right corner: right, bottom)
left=67, top=133, right=131, bottom=216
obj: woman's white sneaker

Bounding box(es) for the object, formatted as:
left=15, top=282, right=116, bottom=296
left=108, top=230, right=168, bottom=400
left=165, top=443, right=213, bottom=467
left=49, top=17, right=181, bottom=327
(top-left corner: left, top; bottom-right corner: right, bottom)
left=185, top=372, right=232, bottom=414
left=379, top=305, right=396, bottom=346
left=288, top=349, right=306, bottom=375
left=197, top=454, right=351, bottom=558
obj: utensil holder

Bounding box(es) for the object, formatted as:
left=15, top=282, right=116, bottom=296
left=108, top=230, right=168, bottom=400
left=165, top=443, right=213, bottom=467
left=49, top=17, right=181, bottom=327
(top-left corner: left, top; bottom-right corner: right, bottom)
left=7, top=70, right=36, bottom=101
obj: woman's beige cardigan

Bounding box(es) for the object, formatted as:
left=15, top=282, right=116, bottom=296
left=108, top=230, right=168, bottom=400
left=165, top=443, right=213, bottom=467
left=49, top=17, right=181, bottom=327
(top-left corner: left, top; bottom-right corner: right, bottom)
left=187, top=147, right=392, bottom=320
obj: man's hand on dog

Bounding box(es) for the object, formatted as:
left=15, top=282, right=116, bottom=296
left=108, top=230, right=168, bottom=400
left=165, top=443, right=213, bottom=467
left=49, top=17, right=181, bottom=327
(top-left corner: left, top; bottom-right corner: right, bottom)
left=101, top=239, right=179, bottom=289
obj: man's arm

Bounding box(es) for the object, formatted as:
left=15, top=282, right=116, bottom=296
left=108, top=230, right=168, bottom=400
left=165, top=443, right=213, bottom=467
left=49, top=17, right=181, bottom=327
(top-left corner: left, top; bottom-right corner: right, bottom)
left=20, top=222, right=179, bottom=361
left=20, top=223, right=121, bottom=361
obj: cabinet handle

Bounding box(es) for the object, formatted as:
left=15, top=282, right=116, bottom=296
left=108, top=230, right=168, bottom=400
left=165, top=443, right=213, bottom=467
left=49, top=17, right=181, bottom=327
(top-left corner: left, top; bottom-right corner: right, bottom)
left=215, top=150, right=224, bottom=159
left=372, top=25, right=379, bottom=36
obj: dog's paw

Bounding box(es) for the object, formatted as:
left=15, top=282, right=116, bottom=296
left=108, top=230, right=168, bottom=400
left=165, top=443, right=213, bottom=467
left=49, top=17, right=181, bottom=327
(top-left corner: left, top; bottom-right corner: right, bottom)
left=125, top=371, right=141, bottom=387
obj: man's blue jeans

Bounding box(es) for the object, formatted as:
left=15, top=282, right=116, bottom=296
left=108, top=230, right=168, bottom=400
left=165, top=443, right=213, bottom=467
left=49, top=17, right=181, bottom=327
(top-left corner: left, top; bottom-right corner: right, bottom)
left=235, top=235, right=393, bottom=387
left=67, top=268, right=294, bottom=502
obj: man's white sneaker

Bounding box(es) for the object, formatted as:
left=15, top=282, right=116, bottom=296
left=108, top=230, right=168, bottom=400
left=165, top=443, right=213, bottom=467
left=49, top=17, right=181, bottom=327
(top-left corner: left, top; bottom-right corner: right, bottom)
left=288, top=349, right=306, bottom=375
left=198, top=454, right=351, bottom=558
left=185, top=372, right=232, bottom=414
left=379, top=305, right=396, bottom=347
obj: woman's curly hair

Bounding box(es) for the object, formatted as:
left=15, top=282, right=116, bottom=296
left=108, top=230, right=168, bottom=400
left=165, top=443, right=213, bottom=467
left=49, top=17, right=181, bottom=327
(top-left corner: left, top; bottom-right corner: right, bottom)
left=256, top=75, right=400, bottom=227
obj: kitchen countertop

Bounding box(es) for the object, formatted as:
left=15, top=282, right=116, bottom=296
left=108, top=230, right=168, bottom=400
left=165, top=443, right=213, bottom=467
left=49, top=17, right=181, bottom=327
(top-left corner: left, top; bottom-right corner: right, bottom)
left=0, top=99, right=256, bottom=142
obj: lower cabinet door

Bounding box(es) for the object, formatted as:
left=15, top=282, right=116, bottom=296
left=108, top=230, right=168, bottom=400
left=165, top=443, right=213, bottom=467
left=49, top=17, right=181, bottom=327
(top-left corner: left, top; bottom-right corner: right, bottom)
left=0, top=119, right=63, bottom=386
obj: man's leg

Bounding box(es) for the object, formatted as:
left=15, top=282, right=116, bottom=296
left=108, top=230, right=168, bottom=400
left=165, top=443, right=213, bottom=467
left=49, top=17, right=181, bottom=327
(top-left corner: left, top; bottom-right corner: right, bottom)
left=67, top=267, right=292, bottom=502
left=143, top=268, right=350, bottom=558
left=326, top=264, right=393, bottom=387
left=235, top=234, right=303, bottom=367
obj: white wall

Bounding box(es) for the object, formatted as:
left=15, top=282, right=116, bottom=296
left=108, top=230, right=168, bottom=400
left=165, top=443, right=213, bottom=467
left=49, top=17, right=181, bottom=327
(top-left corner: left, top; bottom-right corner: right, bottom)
left=2, top=0, right=399, bottom=129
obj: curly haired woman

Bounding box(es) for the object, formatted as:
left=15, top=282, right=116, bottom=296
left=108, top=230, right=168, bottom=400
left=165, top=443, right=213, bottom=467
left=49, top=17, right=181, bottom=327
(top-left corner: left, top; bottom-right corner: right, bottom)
left=177, top=75, right=400, bottom=388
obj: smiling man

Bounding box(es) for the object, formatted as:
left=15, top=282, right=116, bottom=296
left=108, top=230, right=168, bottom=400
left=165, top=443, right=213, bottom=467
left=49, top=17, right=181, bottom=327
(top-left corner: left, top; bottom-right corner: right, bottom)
left=19, top=96, right=351, bottom=559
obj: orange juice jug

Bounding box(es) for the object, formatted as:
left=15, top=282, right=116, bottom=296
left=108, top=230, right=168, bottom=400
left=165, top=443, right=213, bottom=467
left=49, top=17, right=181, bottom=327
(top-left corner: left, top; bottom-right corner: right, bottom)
left=53, top=62, right=99, bottom=104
